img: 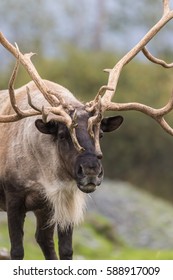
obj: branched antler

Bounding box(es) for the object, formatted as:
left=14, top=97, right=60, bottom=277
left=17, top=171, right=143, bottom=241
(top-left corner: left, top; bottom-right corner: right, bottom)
left=87, top=0, right=173, bottom=149
left=1, top=1, right=173, bottom=154
left=101, top=0, right=173, bottom=106
left=0, top=32, right=84, bottom=152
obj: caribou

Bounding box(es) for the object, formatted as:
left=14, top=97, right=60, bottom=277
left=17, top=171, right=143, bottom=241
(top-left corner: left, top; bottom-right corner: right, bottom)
left=1, top=0, right=173, bottom=260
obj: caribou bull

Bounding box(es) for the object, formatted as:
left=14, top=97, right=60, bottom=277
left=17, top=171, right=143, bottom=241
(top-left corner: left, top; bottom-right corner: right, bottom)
left=0, top=79, right=123, bottom=260
left=1, top=0, right=173, bottom=260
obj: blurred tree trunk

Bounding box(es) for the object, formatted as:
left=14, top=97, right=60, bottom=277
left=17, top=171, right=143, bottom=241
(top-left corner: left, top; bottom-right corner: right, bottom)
left=91, top=0, right=105, bottom=50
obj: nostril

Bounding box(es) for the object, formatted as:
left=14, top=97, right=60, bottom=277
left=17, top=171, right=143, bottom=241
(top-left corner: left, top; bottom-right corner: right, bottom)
left=77, top=164, right=84, bottom=177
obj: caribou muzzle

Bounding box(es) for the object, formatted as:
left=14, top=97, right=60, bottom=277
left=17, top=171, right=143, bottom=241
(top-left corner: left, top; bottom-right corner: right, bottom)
left=75, top=154, right=103, bottom=193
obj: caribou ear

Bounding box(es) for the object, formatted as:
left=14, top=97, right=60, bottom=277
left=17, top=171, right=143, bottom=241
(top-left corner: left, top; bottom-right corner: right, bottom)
left=35, top=119, right=58, bottom=134
left=101, top=116, right=123, bottom=132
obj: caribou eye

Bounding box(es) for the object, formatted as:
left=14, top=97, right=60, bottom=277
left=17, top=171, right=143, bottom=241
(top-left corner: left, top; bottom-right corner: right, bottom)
left=58, top=132, right=66, bottom=140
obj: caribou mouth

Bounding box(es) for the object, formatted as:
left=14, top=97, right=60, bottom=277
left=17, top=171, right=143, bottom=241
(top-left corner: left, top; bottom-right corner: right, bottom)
left=77, top=183, right=97, bottom=193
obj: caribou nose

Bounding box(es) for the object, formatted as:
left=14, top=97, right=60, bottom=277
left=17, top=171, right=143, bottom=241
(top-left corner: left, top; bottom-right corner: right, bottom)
left=75, top=155, right=104, bottom=193
left=76, top=160, right=103, bottom=193
left=76, top=163, right=103, bottom=178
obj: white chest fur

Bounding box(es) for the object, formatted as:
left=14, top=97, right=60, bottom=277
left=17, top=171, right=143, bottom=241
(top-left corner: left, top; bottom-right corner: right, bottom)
left=42, top=179, right=87, bottom=231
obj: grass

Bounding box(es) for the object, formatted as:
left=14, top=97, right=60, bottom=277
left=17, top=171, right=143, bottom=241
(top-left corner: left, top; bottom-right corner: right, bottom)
left=1, top=212, right=173, bottom=260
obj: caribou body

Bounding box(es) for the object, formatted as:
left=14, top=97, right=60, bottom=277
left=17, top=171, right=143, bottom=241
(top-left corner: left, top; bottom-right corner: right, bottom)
left=0, top=80, right=123, bottom=259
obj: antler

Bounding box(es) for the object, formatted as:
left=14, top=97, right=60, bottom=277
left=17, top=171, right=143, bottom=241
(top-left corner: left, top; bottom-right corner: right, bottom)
left=0, top=32, right=83, bottom=152
left=87, top=0, right=173, bottom=142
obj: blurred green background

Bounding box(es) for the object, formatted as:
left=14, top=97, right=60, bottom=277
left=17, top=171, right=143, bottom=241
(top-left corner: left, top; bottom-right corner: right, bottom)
left=1, top=0, right=173, bottom=259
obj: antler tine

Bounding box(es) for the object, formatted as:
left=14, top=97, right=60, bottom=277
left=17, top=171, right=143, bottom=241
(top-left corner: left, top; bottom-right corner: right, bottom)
left=0, top=53, right=41, bottom=123
left=86, top=86, right=113, bottom=153
left=8, top=51, right=24, bottom=117
left=87, top=96, right=102, bottom=138
left=0, top=32, right=61, bottom=108
left=163, top=0, right=170, bottom=15
left=87, top=95, right=103, bottom=155
left=26, top=86, right=42, bottom=113
left=142, top=47, right=173, bottom=68
left=86, top=86, right=114, bottom=113
left=86, top=0, right=173, bottom=140
left=86, top=85, right=113, bottom=150
left=107, top=89, right=173, bottom=136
